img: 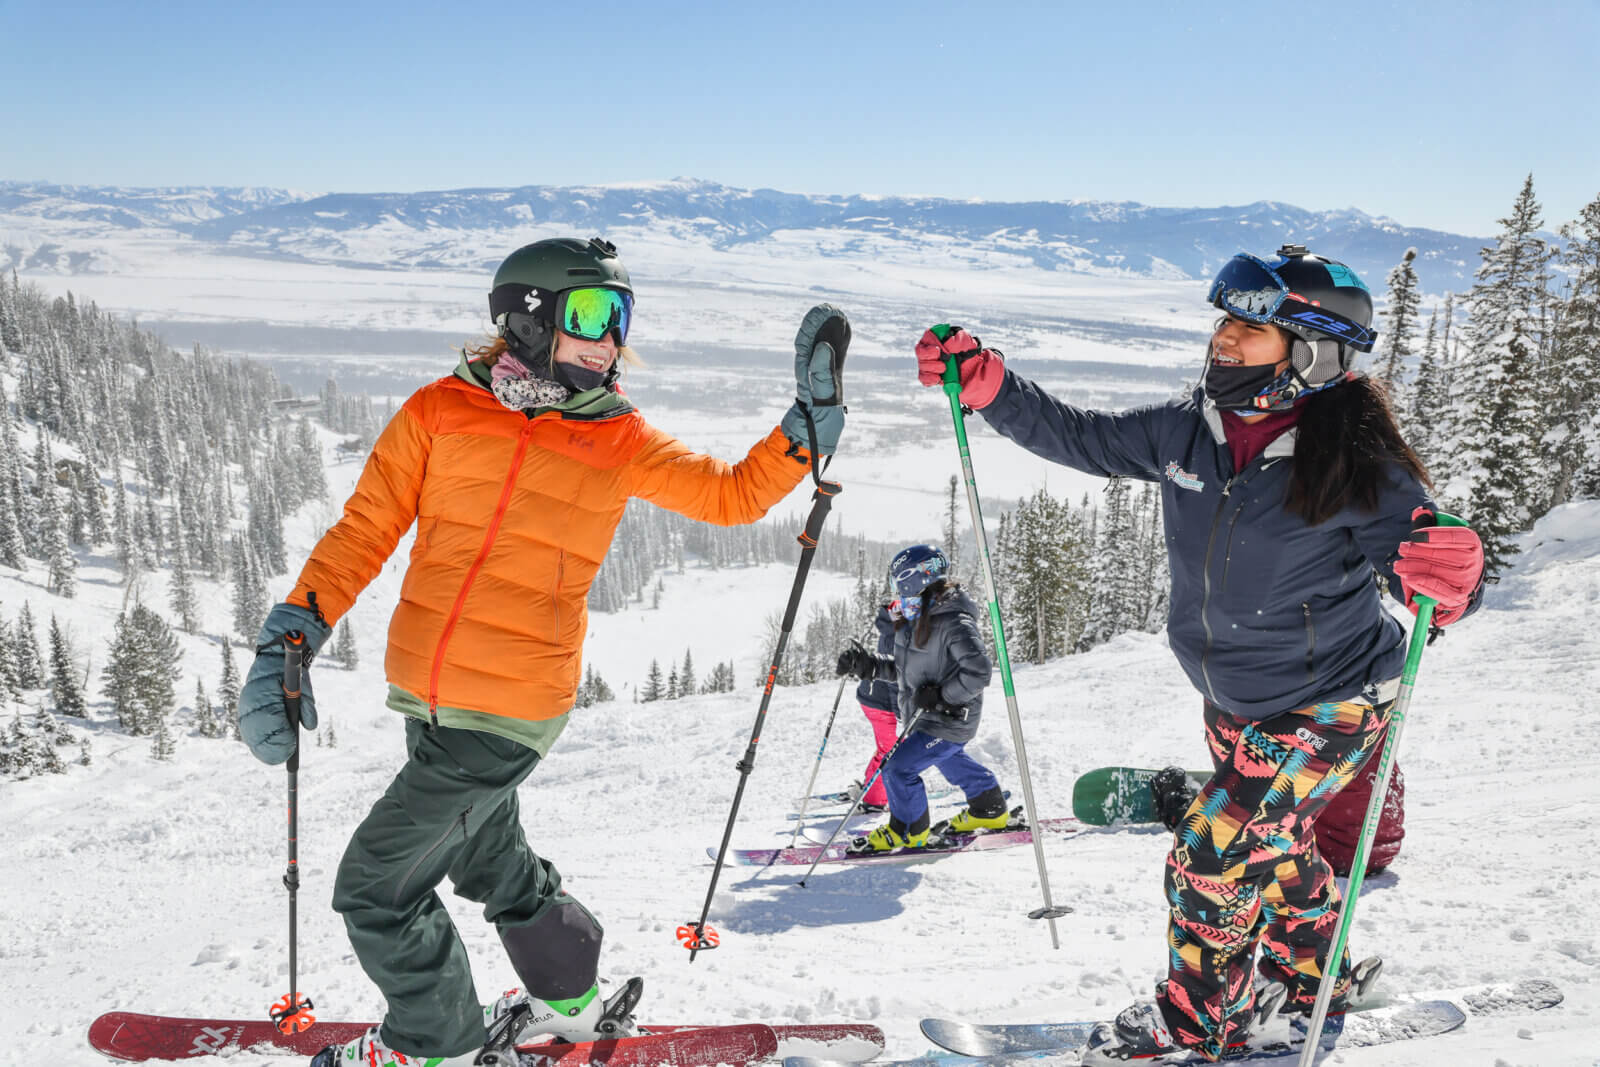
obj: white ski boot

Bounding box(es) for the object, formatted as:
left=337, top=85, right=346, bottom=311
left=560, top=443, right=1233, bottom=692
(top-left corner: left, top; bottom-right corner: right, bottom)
left=485, top=976, right=643, bottom=1043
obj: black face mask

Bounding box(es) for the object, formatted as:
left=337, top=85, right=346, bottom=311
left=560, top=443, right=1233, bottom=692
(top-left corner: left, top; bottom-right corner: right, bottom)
left=1202, top=361, right=1282, bottom=412
left=552, top=361, right=608, bottom=394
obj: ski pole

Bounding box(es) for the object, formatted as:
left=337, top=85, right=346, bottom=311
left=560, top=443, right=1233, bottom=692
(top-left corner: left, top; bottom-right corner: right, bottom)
left=796, top=709, right=929, bottom=886
left=786, top=625, right=877, bottom=851
left=269, top=631, right=316, bottom=1035
left=686, top=477, right=842, bottom=961
left=940, top=344, right=1071, bottom=945
left=1296, top=577, right=1447, bottom=1066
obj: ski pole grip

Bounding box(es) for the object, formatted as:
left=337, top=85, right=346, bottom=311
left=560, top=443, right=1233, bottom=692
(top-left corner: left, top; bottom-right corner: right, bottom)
left=942, top=354, right=961, bottom=394
left=282, top=631, right=305, bottom=731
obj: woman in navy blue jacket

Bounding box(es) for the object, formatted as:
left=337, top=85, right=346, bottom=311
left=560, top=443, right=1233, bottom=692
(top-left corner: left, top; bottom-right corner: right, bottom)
left=914, top=246, right=1486, bottom=1064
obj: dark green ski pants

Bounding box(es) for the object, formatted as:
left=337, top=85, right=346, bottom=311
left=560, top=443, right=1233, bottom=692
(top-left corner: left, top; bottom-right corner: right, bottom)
left=333, top=718, right=603, bottom=1059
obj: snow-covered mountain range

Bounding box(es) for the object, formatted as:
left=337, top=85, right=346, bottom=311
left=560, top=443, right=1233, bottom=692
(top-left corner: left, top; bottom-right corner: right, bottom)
left=0, top=178, right=1486, bottom=289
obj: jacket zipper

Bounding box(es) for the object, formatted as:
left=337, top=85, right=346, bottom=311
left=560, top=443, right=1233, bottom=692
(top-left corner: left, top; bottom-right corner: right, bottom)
left=1197, top=459, right=1280, bottom=704
left=1197, top=475, right=1236, bottom=704
left=395, top=806, right=471, bottom=907
left=427, top=420, right=537, bottom=728
left=1302, top=602, right=1317, bottom=684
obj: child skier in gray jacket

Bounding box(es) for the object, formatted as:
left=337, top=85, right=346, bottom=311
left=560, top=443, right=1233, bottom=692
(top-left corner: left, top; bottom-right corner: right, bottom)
left=835, top=544, right=1009, bottom=852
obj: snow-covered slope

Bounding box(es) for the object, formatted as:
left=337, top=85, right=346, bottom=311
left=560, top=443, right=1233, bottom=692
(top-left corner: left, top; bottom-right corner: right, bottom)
left=6, top=435, right=1596, bottom=1063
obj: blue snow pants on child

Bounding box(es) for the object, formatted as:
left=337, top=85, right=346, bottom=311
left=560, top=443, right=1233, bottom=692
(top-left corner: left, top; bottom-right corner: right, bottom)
left=881, top=731, right=1000, bottom=832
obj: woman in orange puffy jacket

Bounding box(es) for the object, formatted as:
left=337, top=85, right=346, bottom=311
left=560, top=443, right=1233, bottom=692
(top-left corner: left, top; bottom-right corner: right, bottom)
left=237, top=236, right=852, bottom=1067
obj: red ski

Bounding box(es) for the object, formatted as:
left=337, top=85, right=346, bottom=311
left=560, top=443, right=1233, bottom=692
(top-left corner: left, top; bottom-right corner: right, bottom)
left=88, top=1011, right=881, bottom=1063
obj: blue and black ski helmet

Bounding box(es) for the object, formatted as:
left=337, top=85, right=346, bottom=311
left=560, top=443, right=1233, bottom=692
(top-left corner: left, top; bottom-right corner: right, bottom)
left=890, top=544, right=949, bottom=603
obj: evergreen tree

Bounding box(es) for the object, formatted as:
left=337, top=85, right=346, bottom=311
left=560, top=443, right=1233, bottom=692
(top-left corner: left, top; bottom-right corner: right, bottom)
left=1451, top=175, right=1554, bottom=572
left=194, top=677, right=221, bottom=739
left=0, top=473, right=22, bottom=569
left=667, top=665, right=679, bottom=701
left=14, top=603, right=45, bottom=688
left=40, top=483, right=77, bottom=597
left=168, top=522, right=199, bottom=634
left=231, top=535, right=268, bottom=642
left=48, top=615, right=87, bottom=717
left=641, top=659, right=664, bottom=702
left=333, top=619, right=359, bottom=669
left=1078, top=479, right=1140, bottom=650
left=680, top=648, right=695, bottom=696
left=102, top=611, right=144, bottom=733
left=101, top=603, right=181, bottom=736
left=1374, top=248, right=1421, bottom=403
left=1544, top=191, right=1600, bottom=505
left=1002, top=487, right=1086, bottom=662
left=150, top=711, right=176, bottom=761
left=1407, top=308, right=1445, bottom=463
left=81, top=457, right=110, bottom=545
left=942, top=474, right=962, bottom=576
left=218, top=638, right=242, bottom=741
left=0, top=618, right=17, bottom=701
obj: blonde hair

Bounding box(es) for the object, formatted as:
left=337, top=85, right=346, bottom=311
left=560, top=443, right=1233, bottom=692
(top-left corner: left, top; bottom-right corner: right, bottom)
left=462, top=333, right=642, bottom=373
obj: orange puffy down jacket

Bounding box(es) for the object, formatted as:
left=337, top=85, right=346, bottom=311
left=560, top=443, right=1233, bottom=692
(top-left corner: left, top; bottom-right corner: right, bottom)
left=288, top=366, right=812, bottom=724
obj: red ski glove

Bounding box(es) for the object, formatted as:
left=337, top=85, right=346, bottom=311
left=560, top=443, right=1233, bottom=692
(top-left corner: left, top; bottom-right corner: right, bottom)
left=914, top=325, right=1006, bottom=409
left=1393, top=507, right=1484, bottom=626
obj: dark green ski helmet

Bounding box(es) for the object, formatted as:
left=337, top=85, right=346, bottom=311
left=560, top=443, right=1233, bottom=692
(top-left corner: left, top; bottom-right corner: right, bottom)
left=488, top=235, right=633, bottom=335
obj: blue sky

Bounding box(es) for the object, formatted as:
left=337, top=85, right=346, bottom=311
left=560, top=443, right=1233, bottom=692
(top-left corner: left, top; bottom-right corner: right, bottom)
left=3, top=0, right=1596, bottom=236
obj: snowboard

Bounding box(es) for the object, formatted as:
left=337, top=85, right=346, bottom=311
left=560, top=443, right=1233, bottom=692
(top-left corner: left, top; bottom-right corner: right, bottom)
left=1071, top=766, right=1211, bottom=826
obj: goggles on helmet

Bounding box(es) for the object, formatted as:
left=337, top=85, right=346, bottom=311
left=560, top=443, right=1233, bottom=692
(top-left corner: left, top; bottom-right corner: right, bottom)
left=893, top=556, right=946, bottom=600
left=554, top=286, right=632, bottom=343
left=1208, top=254, right=1375, bottom=352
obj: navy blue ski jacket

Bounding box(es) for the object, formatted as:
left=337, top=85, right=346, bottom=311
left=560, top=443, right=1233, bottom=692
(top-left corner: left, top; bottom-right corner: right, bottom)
left=979, top=369, right=1432, bottom=721
left=855, top=601, right=901, bottom=713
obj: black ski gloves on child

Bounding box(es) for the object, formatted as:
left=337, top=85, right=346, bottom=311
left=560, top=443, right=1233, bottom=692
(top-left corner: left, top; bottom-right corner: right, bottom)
left=835, top=641, right=874, bottom=679
left=914, top=681, right=968, bottom=722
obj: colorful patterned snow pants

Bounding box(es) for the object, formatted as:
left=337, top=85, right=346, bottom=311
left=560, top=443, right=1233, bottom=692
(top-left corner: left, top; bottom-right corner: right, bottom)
left=1156, top=693, right=1393, bottom=1061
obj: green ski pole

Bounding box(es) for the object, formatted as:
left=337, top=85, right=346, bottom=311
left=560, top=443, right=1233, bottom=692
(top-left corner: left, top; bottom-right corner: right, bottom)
left=938, top=335, right=1071, bottom=946
left=1297, top=515, right=1462, bottom=1064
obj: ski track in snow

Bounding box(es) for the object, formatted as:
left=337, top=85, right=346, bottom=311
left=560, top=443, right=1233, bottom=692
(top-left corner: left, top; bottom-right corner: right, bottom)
left=6, top=415, right=1600, bottom=1063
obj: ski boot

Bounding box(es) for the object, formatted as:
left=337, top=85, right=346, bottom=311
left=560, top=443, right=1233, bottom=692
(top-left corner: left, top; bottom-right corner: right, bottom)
left=309, top=1026, right=479, bottom=1067
left=846, top=823, right=930, bottom=854
left=943, top=785, right=1011, bottom=833
left=1262, top=956, right=1383, bottom=1019
left=1080, top=985, right=1183, bottom=1064
left=485, top=975, right=643, bottom=1044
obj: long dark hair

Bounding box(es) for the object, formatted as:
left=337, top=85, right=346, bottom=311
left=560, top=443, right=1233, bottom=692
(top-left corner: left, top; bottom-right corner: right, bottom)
left=911, top=578, right=961, bottom=648
left=1286, top=374, right=1431, bottom=525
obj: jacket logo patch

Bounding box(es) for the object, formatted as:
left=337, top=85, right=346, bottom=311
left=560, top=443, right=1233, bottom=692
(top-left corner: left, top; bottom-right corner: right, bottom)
left=1164, top=461, right=1205, bottom=492
left=566, top=432, right=595, bottom=451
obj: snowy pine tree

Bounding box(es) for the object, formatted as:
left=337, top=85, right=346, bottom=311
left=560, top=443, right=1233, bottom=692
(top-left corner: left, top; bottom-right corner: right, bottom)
left=14, top=602, right=45, bottom=688
left=1374, top=248, right=1422, bottom=404
left=48, top=616, right=87, bottom=717
left=1544, top=191, right=1600, bottom=505
left=218, top=638, right=242, bottom=741
left=641, top=659, right=664, bottom=702
left=40, top=484, right=77, bottom=597
left=194, top=677, right=221, bottom=739
left=1450, top=175, right=1554, bottom=572
left=333, top=619, right=359, bottom=669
